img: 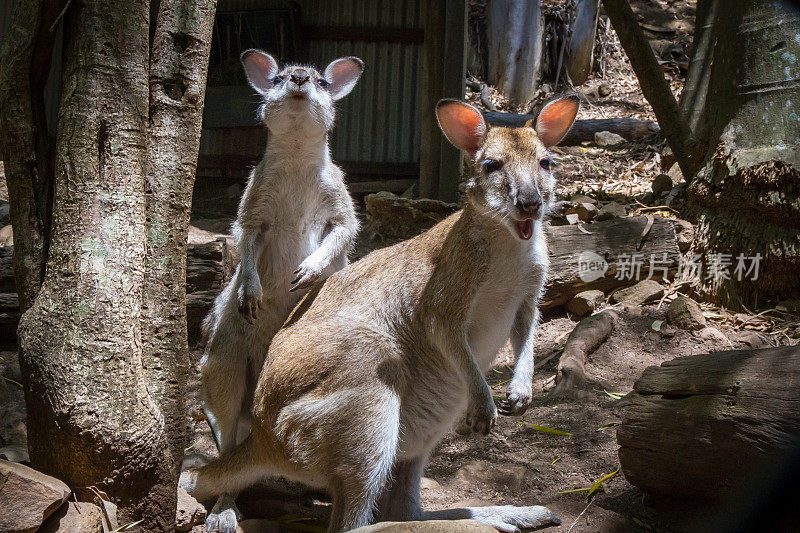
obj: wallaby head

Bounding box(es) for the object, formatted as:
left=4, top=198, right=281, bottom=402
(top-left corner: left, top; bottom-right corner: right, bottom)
left=436, top=95, right=579, bottom=241
left=241, top=49, right=364, bottom=135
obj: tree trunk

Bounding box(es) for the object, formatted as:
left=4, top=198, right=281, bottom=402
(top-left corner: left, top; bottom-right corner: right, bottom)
left=141, top=0, right=216, bottom=523
left=565, top=0, right=598, bottom=86
left=684, top=0, right=800, bottom=308
left=1, top=0, right=216, bottom=529
left=618, top=346, right=800, bottom=500
left=487, top=0, right=544, bottom=105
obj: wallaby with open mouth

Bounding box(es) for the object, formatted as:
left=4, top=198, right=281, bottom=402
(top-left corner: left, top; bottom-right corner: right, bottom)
left=184, top=95, right=579, bottom=532
left=198, top=49, right=363, bottom=531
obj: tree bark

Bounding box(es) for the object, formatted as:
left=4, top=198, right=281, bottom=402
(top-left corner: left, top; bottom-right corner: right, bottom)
left=565, top=0, right=598, bottom=86
left=141, top=0, right=216, bottom=524
left=684, top=0, right=800, bottom=308
left=618, top=346, right=800, bottom=500
left=487, top=0, right=544, bottom=105
left=0, top=0, right=60, bottom=311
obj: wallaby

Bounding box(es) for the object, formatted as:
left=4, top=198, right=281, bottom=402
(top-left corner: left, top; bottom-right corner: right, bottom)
left=183, top=95, right=580, bottom=532
left=198, top=49, right=363, bottom=531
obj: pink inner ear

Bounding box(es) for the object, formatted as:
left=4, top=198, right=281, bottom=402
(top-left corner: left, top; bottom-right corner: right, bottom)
left=242, top=51, right=278, bottom=93
left=535, top=98, right=580, bottom=147
left=436, top=101, right=487, bottom=153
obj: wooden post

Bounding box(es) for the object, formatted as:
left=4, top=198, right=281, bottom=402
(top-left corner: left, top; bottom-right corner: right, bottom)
left=419, top=0, right=445, bottom=199
left=437, top=0, right=467, bottom=203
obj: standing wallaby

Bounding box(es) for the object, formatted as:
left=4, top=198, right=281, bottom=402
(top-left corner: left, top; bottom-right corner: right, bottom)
left=183, top=95, right=580, bottom=532
left=199, top=49, right=363, bottom=531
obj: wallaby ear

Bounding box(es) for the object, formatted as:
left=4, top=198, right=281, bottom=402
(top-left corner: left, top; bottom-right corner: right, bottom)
left=241, top=49, right=280, bottom=94
left=534, top=95, right=580, bottom=147
left=436, top=99, right=487, bottom=154
left=324, top=57, right=364, bottom=100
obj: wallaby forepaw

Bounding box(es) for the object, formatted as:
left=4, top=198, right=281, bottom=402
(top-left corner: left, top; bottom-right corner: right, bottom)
left=291, top=258, right=323, bottom=292
left=466, top=394, right=498, bottom=435
left=206, top=498, right=242, bottom=533
left=237, top=281, right=263, bottom=322
left=498, top=382, right=532, bottom=416
left=470, top=505, right=561, bottom=532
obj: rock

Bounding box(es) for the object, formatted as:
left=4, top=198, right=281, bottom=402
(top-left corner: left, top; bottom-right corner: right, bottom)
left=697, top=326, right=728, bottom=345
left=671, top=219, right=694, bottom=252
left=176, top=486, right=206, bottom=532
left=565, top=202, right=598, bottom=222
left=667, top=161, right=684, bottom=185
left=598, top=83, right=612, bottom=97
left=452, top=460, right=526, bottom=492
left=419, top=477, right=443, bottom=491
left=39, top=501, right=103, bottom=533
left=596, top=201, right=627, bottom=221
left=0, top=224, right=13, bottom=247
left=651, top=174, right=673, bottom=196
left=594, top=131, right=626, bottom=147
left=237, top=519, right=281, bottom=533
left=660, top=146, right=676, bottom=171
left=568, top=194, right=598, bottom=206
left=351, top=520, right=497, bottom=533
left=365, top=192, right=458, bottom=241
left=566, top=289, right=605, bottom=316
left=738, top=331, right=769, bottom=349
left=666, top=295, right=707, bottom=331
left=188, top=225, right=224, bottom=245
left=0, top=445, right=29, bottom=464
left=0, top=460, right=71, bottom=533
left=611, top=280, right=664, bottom=306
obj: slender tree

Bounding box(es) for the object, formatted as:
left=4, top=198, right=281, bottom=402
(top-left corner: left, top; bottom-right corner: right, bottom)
left=0, top=0, right=216, bottom=529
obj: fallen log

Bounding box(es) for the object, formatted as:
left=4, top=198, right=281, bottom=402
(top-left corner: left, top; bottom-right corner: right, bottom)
left=0, top=239, right=236, bottom=345
left=551, top=309, right=616, bottom=395
left=617, top=346, right=800, bottom=500
left=483, top=113, right=660, bottom=145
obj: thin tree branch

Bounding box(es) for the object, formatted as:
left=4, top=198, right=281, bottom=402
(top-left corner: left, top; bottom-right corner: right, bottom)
left=601, top=0, right=698, bottom=179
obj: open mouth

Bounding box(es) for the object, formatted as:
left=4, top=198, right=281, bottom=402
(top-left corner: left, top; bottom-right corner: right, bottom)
left=515, top=219, right=534, bottom=240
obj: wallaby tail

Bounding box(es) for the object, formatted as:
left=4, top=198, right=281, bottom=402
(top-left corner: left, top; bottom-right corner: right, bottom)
left=180, top=434, right=271, bottom=501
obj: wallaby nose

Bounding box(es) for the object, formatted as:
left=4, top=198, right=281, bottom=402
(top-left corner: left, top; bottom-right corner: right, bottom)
left=291, top=69, right=310, bottom=86
left=516, top=190, right=542, bottom=217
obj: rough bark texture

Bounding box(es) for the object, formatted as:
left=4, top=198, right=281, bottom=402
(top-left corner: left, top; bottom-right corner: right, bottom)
left=17, top=0, right=164, bottom=525
left=617, top=346, right=800, bottom=500
left=565, top=0, right=598, bottom=86
left=487, top=0, right=544, bottom=105
left=684, top=0, right=800, bottom=308
left=0, top=0, right=60, bottom=311
left=141, top=0, right=216, bottom=524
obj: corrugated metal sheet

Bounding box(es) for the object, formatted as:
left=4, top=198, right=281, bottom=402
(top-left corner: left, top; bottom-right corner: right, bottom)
left=204, top=0, right=423, bottom=171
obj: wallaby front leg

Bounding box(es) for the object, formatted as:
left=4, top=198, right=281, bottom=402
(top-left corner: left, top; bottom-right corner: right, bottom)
left=237, top=226, right=267, bottom=321
left=499, top=297, right=540, bottom=416
left=291, top=216, right=358, bottom=291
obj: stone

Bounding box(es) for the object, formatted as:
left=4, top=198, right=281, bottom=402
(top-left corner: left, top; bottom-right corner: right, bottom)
left=0, top=460, right=71, bottom=533
left=667, top=161, right=684, bottom=185
left=596, top=202, right=627, bottom=221
left=237, top=519, right=281, bottom=533
left=39, top=501, right=103, bottom=533
left=365, top=192, right=458, bottom=241
left=0, top=445, right=29, bottom=464
left=666, top=295, right=707, bottom=331
left=188, top=225, right=223, bottom=245
left=351, top=520, right=497, bottom=533
left=0, top=224, right=13, bottom=247
left=697, top=326, right=728, bottom=345
left=651, top=174, right=673, bottom=196
left=598, top=83, right=612, bottom=97
left=671, top=219, right=694, bottom=252
left=594, top=130, right=626, bottom=147
left=568, top=194, right=598, bottom=206
left=452, top=460, right=526, bottom=492
left=566, top=290, right=605, bottom=316
left=611, top=280, right=664, bottom=306
left=565, top=202, right=598, bottom=222
left=419, top=477, right=443, bottom=491
left=176, top=486, right=207, bottom=532
left=738, top=331, right=769, bottom=349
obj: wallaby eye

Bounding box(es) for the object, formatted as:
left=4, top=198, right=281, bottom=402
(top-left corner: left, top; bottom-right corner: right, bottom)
left=539, top=158, right=555, bottom=171
left=483, top=159, right=504, bottom=173
left=317, top=78, right=330, bottom=88
left=272, top=75, right=284, bottom=85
